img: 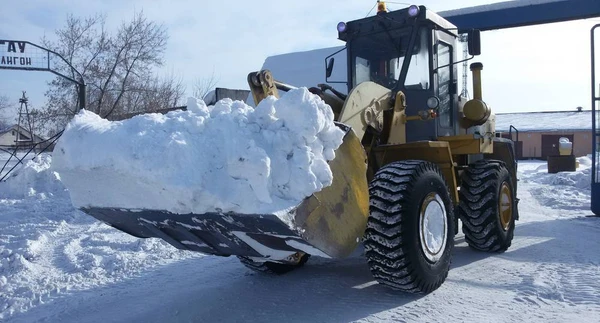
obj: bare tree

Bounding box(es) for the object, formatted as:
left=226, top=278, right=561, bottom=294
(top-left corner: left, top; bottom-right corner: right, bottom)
left=0, top=95, right=13, bottom=129
left=120, top=71, right=185, bottom=115
left=39, top=11, right=182, bottom=136
left=193, top=71, right=219, bottom=101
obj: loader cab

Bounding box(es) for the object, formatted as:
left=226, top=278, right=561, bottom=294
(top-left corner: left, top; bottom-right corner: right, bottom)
left=335, top=5, right=469, bottom=141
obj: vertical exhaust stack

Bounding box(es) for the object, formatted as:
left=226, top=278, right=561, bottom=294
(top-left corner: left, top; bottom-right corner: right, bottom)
left=462, top=62, right=491, bottom=126
left=471, top=63, right=484, bottom=101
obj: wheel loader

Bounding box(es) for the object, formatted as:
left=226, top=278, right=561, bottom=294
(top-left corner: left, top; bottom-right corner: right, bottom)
left=77, top=4, right=519, bottom=293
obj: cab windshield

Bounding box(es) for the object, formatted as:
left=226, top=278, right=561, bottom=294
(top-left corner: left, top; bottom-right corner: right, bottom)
left=351, top=26, right=430, bottom=90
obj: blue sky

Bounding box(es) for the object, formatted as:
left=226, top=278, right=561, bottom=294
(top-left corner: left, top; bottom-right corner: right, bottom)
left=0, top=0, right=599, bottom=120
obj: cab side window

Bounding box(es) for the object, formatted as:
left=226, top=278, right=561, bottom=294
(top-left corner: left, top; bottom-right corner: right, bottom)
left=437, top=42, right=452, bottom=128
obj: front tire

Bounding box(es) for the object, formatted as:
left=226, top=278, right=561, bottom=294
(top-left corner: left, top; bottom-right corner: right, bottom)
left=458, top=159, right=516, bottom=252
left=364, top=160, right=455, bottom=293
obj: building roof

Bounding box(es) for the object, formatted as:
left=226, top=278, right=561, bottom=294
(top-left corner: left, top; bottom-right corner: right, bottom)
left=261, top=46, right=347, bottom=94
left=0, top=124, right=45, bottom=141
left=495, top=110, right=593, bottom=132
left=0, top=124, right=20, bottom=136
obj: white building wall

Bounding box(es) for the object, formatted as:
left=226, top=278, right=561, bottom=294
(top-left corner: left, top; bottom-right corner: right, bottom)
left=0, top=130, right=17, bottom=146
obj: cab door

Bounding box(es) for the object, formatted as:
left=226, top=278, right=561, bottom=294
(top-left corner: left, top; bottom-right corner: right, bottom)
left=434, top=30, right=458, bottom=137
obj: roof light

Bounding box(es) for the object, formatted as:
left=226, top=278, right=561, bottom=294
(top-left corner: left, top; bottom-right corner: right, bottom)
left=408, top=5, right=420, bottom=17
left=377, top=1, right=388, bottom=14
left=337, top=22, right=347, bottom=33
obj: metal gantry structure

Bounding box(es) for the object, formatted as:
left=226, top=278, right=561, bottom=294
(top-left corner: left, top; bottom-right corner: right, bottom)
left=0, top=39, right=85, bottom=181
left=440, top=0, right=600, bottom=32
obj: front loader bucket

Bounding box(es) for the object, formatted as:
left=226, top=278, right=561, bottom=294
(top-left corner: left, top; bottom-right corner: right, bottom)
left=81, top=124, right=369, bottom=260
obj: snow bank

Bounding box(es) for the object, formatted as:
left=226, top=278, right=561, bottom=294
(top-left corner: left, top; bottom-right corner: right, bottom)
left=518, top=155, right=593, bottom=211
left=520, top=155, right=593, bottom=188
left=0, top=155, right=68, bottom=200
left=526, top=155, right=592, bottom=190
left=52, top=88, right=345, bottom=219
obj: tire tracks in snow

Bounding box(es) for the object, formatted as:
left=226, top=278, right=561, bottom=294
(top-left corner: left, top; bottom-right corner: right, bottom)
left=1, top=200, right=200, bottom=321
left=511, top=181, right=600, bottom=313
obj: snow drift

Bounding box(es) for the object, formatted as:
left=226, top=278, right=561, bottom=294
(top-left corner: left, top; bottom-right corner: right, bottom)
left=51, top=88, right=345, bottom=220
left=0, top=155, right=68, bottom=200
left=522, top=155, right=593, bottom=189
left=519, top=155, right=594, bottom=211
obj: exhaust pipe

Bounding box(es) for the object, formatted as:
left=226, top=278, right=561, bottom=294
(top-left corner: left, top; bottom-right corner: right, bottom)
left=462, top=62, right=491, bottom=126
left=471, top=62, right=484, bottom=101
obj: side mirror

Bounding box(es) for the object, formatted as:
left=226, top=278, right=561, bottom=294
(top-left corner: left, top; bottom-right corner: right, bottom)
left=467, top=30, right=481, bottom=56
left=326, top=57, right=335, bottom=78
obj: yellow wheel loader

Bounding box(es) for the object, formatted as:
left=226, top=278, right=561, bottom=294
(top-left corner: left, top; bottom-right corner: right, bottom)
left=79, top=4, right=519, bottom=293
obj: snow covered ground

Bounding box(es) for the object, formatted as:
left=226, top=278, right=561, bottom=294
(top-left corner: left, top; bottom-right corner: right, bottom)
left=1, top=153, right=599, bottom=322
left=1, top=151, right=32, bottom=179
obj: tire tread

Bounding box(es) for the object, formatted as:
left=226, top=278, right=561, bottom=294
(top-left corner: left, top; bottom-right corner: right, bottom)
left=364, top=160, right=454, bottom=294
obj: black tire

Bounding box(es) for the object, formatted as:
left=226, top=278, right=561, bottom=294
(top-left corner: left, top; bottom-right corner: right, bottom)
left=458, top=159, right=516, bottom=252
left=364, top=160, right=455, bottom=293
left=237, top=253, right=310, bottom=275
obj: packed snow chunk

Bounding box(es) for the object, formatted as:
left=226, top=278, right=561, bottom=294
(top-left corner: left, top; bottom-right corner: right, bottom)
left=0, top=155, right=68, bottom=200
left=578, top=154, right=593, bottom=168
left=52, top=88, right=345, bottom=219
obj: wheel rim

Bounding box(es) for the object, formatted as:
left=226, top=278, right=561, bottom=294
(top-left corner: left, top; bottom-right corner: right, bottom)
left=419, top=193, right=448, bottom=263
left=499, top=182, right=513, bottom=231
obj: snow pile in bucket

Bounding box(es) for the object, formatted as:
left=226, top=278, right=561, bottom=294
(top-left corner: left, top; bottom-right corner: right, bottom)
left=52, top=88, right=345, bottom=220
left=0, top=155, right=68, bottom=200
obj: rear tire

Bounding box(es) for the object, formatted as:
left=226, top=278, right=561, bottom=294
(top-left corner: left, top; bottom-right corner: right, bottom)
left=458, top=159, right=516, bottom=252
left=237, top=253, right=310, bottom=275
left=364, top=160, right=455, bottom=293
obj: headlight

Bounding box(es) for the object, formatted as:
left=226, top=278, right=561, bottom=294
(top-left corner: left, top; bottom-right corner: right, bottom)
left=427, top=96, right=440, bottom=109
left=337, top=22, right=347, bottom=33
left=408, top=5, right=420, bottom=17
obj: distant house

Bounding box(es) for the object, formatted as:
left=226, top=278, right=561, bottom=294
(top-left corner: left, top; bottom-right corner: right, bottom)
left=0, top=124, right=45, bottom=150
left=495, top=109, right=593, bottom=159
